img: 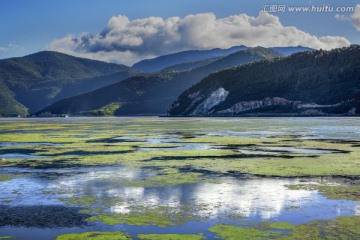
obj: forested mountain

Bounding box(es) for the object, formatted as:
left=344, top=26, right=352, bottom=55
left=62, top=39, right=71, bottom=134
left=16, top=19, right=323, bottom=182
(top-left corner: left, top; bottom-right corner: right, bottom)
left=169, top=46, right=360, bottom=116
left=162, top=57, right=222, bottom=72
left=132, top=46, right=248, bottom=72
left=0, top=51, right=136, bottom=116
left=271, top=46, right=314, bottom=56
left=132, top=46, right=312, bottom=72
left=38, top=47, right=281, bottom=116
left=1, top=46, right=315, bottom=117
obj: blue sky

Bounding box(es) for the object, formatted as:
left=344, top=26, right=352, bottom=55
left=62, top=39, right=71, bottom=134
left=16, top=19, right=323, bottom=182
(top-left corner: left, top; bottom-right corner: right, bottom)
left=1, top=0, right=359, bottom=64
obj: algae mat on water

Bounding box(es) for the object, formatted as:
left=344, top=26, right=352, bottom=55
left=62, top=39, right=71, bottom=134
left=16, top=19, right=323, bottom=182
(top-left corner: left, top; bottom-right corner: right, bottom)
left=54, top=216, right=360, bottom=239
left=1, top=118, right=360, bottom=239
left=56, top=232, right=204, bottom=240
left=55, top=231, right=131, bottom=240
left=209, top=216, right=360, bottom=240
left=1, top=118, right=360, bottom=178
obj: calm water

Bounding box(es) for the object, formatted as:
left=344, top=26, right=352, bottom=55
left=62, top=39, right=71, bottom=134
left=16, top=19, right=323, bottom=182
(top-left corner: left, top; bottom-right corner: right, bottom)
left=0, top=117, right=359, bottom=239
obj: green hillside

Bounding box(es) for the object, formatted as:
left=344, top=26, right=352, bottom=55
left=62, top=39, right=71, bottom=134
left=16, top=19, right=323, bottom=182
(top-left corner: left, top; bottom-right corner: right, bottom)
left=169, top=45, right=360, bottom=116
left=0, top=51, right=135, bottom=116
left=38, top=73, right=175, bottom=116
left=38, top=47, right=282, bottom=116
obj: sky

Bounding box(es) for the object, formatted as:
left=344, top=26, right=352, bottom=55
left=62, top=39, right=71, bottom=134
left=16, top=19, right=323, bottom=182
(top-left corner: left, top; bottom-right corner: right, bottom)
left=0, top=0, right=359, bottom=65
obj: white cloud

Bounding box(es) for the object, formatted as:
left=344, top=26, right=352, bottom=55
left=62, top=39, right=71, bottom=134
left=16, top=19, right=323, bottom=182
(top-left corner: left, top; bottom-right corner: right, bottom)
left=335, top=14, right=350, bottom=22
left=0, top=44, right=21, bottom=52
left=352, top=5, right=360, bottom=31
left=47, top=12, right=350, bottom=65
left=335, top=5, right=360, bottom=31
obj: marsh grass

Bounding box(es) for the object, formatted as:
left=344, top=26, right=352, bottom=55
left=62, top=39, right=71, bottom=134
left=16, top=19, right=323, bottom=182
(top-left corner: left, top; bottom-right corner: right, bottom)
left=87, top=205, right=202, bottom=227
left=210, top=216, right=360, bottom=239
left=0, top=174, right=13, bottom=182
left=55, top=231, right=131, bottom=240
left=1, top=119, right=360, bottom=238
left=286, top=183, right=360, bottom=201
left=137, top=234, right=204, bottom=240
left=1, top=122, right=360, bottom=183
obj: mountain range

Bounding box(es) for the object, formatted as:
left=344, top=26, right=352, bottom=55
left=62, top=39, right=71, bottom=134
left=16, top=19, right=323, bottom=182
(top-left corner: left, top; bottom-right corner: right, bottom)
left=38, top=47, right=284, bottom=116
left=132, top=46, right=313, bottom=73
left=169, top=45, right=360, bottom=116
left=3, top=45, right=353, bottom=118
left=132, top=46, right=248, bottom=72
left=0, top=51, right=136, bottom=116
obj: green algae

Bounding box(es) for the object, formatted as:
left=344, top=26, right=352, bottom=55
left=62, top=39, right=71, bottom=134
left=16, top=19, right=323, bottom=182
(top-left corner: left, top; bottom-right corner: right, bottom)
left=1, top=119, right=360, bottom=238
left=125, top=168, right=204, bottom=187
left=286, top=184, right=360, bottom=201
left=87, top=205, right=199, bottom=227
left=61, top=196, right=98, bottom=207
left=209, top=216, right=360, bottom=240
left=137, top=234, right=204, bottom=240
left=209, top=223, right=285, bottom=240
left=55, top=231, right=130, bottom=240
left=60, top=194, right=205, bottom=228
left=0, top=174, right=13, bottom=182
left=60, top=195, right=122, bottom=211
left=56, top=232, right=205, bottom=240
left=269, top=222, right=296, bottom=230
left=1, top=119, right=360, bottom=179
left=226, top=213, right=247, bottom=220
left=284, top=216, right=360, bottom=239
left=284, top=206, right=301, bottom=211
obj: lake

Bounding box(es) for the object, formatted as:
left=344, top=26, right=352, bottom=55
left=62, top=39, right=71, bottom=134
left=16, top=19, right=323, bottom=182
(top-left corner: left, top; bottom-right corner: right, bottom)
left=0, top=117, right=359, bottom=239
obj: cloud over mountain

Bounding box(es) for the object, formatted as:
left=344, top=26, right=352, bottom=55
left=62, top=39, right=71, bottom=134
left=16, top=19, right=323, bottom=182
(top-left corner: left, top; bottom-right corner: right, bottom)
left=47, top=12, right=350, bottom=65
left=352, top=5, right=360, bottom=31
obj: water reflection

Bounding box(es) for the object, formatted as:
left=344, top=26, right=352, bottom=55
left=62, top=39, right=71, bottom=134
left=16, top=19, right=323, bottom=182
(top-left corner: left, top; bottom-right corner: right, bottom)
left=1, top=117, right=360, bottom=238
left=1, top=166, right=358, bottom=225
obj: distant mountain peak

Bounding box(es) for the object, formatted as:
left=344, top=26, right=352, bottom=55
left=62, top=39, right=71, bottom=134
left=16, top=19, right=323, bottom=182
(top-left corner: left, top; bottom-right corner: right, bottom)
left=132, top=45, right=248, bottom=72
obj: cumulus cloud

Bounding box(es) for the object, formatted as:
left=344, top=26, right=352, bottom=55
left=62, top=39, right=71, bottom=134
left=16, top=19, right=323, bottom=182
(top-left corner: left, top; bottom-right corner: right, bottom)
left=335, top=5, right=360, bottom=31
left=47, top=12, right=350, bottom=65
left=352, top=5, right=360, bottom=31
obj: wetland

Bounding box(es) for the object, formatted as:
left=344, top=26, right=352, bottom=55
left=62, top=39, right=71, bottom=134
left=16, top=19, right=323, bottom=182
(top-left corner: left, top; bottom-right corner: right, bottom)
left=0, top=117, right=359, bottom=239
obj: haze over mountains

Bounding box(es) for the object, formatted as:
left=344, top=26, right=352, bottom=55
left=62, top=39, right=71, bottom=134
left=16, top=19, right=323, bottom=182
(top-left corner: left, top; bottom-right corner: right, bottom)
left=38, top=47, right=284, bottom=116
left=1, top=45, right=358, bottom=117
left=132, top=46, right=248, bottom=72
left=132, top=46, right=313, bottom=73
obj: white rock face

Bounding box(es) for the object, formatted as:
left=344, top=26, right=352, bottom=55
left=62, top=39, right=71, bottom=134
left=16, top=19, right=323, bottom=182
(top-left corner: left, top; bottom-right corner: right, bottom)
left=184, top=91, right=204, bottom=114
left=178, top=89, right=346, bottom=116
left=217, top=97, right=294, bottom=114
left=192, top=88, right=229, bottom=115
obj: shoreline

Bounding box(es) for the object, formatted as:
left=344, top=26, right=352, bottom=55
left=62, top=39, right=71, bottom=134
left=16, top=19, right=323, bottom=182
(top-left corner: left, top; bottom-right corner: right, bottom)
left=1, top=114, right=360, bottom=119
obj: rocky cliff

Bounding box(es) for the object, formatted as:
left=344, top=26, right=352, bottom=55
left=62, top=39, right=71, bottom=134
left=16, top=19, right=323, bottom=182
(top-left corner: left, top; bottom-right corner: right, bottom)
left=169, top=46, right=360, bottom=116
